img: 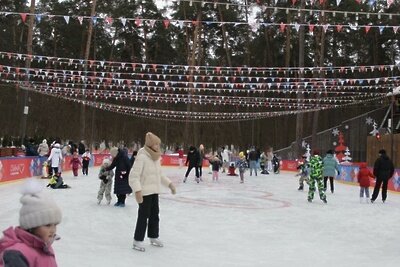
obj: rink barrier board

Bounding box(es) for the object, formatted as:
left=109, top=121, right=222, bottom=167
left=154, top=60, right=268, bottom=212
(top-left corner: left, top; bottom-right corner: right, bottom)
left=0, top=157, right=399, bottom=193
left=0, top=154, right=207, bottom=183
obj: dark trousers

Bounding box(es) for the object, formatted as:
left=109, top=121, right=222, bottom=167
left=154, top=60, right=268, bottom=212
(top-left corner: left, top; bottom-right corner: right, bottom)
left=197, top=166, right=203, bottom=177
left=50, top=167, right=58, bottom=176
left=323, top=176, right=334, bottom=192
left=185, top=165, right=199, bottom=178
left=82, top=160, right=89, bottom=175
left=134, top=194, right=159, bottom=241
left=371, top=178, right=389, bottom=201
left=117, top=194, right=126, bottom=204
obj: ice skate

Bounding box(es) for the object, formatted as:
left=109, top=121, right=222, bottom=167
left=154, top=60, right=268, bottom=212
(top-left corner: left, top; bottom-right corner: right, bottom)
left=97, top=199, right=101, bottom=205
left=183, top=177, right=187, bottom=183
left=133, top=241, right=145, bottom=252
left=322, top=198, right=327, bottom=204
left=307, top=198, right=312, bottom=203
left=150, top=238, right=164, bottom=247
left=298, top=185, right=303, bottom=191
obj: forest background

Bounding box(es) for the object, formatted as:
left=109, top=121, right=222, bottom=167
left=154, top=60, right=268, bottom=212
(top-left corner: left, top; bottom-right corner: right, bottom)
left=0, top=0, right=397, bottom=158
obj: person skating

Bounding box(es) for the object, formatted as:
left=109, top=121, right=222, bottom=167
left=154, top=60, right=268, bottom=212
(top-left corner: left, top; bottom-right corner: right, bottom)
left=322, top=150, right=340, bottom=193
left=106, top=147, right=132, bottom=207
left=357, top=163, right=374, bottom=203
left=129, top=132, right=176, bottom=252
left=307, top=150, right=327, bottom=203
left=183, top=146, right=200, bottom=183
left=370, top=149, right=395, bottom=203
left=97, top=158, right=114, bottom=205
left=296, top=156, right=309, bottom=191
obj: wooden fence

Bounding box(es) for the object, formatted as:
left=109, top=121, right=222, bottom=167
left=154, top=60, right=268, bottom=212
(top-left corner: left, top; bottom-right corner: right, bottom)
left=367, top=133, right=399, bottom=167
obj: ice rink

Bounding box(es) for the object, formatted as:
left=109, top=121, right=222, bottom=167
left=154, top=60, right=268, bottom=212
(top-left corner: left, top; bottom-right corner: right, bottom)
left=0, top=166, right=399, bottom=267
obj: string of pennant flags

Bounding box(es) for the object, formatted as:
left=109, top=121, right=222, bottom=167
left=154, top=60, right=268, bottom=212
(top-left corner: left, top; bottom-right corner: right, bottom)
left=1, top=51, right=399, bottom=76
left=16, top=82, right=387, bottom=122
left=1, top=63, right=399, bottom=92
left=3, top=11, right=400, bottom=34
left=2, top=79, right=386, bottom=107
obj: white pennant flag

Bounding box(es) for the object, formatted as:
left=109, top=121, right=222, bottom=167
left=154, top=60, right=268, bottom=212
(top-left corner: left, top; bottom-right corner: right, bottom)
left=336, top=0, right=342, bottom=5
left=294, top=23, right=300, bottom=32
left=64, top=16, right=70, bottom=24
left=120, top=18, right=127, bottom=26
left=77, top=16, right=83, bottom=25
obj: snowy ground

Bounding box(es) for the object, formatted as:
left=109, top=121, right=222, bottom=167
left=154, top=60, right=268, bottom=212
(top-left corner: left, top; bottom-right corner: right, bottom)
left=1, top=166, right=399, bottom=267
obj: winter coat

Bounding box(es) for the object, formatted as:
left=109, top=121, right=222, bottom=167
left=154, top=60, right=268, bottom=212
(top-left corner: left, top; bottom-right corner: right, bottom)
left=70, top=157, right=81, bottom=170
left=309, top=155, right=323, bottom=178
left=198, top=150, right=205, bottom=167
left=98, top=166, right=114, bottom=184
left=297, top=162, right=310, bottom=176
left=37, top=143, right=49, bottom=157
left=221, top=149, right=230, bottom=163
left=373, top=154, right=395, bottom=181
left=248, top=150, right=259, bottom=161
left=78, top=143, right=85, bottom=155
left=47, top=147, right=63, bottom=168
left=209, top=159, right=221, bottom=171
left=322, top=154, right=340, bottom=177
left=129, top=147, right=171, bottom=196
left=357, top=163, right=374, bottom=187
left=185, top=149, right=200, bottom=167
left=0, top=227, right=57, bottom=267
left=236, top=159, right=248, bottom=172
left=106, top=149, right=132, bottom=195
left=81, top=152, right=91, bottom=162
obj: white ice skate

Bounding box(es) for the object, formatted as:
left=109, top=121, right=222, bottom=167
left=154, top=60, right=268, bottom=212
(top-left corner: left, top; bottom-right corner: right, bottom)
left=132, top=241, right=145, bottom=252
left=150, top=238, right=164, bottom=247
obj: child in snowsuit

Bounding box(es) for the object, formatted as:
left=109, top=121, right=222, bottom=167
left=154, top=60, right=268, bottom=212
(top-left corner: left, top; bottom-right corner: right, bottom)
left=97, top=158, right=114, bottom=205
left=70, top=152, right=82, bottom=177
left=236, top=152, right=248, bottom=183
left=47, top=173, right=70, bottom=189
left=209, top=156, right=222, bottom=181
left=81, top=149, right=91, bottom=175
left=308, top=151, right=327, bottom=203
left=296, top=157, right=309, bottom=191
left=0, top=179, right=62, bottom=267
left=357, top=163, right=374, bottom=203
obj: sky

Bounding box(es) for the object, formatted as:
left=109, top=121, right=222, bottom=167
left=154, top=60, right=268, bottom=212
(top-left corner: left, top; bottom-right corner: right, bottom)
left=1, top=165, right=399, bottom=267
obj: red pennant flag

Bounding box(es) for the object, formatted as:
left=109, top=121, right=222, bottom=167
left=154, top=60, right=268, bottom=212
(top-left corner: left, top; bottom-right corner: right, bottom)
left=280, top=23, right=286, bottom=33
left=336, top=25, right=343, bottom=32
left=292, top=0, right=297, bottom=5
left=135, top=18, right=142, bottom=27
left=365, top=26, right=371, bottom=33
left=216, top=67, right=221, bottom=73
left=163, top=20, right=170, bottom=29
left=319, top=0, right=324, bottom=4
left=360, top=66, right=365, bottom=72
left=20, top=13, right=27, bottom=23
left=192, top=20, right=199, bottom=26
left=105, top=17, right=113, bottom=24
left=309, top=24, right=315, bottom=33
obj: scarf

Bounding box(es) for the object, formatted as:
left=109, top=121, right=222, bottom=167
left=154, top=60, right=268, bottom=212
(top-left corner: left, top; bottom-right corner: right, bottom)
left=144, top=146, right=161, bottom=161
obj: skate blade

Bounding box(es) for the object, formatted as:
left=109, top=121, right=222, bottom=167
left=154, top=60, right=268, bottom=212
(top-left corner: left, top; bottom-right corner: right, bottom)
left=133, top=245, right=145, bottom=252
left=150, top=242, right=164, bottom=247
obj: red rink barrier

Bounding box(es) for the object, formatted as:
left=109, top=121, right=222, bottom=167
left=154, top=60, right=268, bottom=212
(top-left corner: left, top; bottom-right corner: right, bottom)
left=0, top=154, right=208, bottom=183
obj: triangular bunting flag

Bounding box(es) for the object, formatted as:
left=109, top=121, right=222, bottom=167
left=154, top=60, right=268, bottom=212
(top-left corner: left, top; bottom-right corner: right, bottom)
left=163, top=20, right=170, bottom=29
left=20, top=13, right=27, bottom=23
left=64, top=16, right=70, bottom=24
left=120, top=18, right=127, bottom=26
left=78, top=16, right=84, bottom=25
left=365, top=26, right=371, bottom=33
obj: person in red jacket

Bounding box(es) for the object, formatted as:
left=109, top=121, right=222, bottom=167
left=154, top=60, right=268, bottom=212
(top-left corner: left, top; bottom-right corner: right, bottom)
left=70, top=151, right=82, bottom=177
left=357, top=163, right=375, bottom=203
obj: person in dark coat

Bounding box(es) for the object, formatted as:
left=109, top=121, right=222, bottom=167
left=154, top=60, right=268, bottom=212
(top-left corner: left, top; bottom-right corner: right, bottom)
left=370, top=149, right=395, bottom=203
left=183, top=146, right=200, bottom=183
left=106, top=147, right=132, bottom=207
left=130, top=151, right=138, bottom=168
left=78, top=141, right=86, bottom=155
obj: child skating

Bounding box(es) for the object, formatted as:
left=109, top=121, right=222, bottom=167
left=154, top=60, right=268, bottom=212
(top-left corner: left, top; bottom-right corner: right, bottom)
left=296, top=156, right=309, bottom=191
left=97, top=158, right=114, bottom=205
left=236, top=152, right=248, bottom=183
left=357, top=163, right=374, bottom=203
left=70, top=151, right=82, bottom=177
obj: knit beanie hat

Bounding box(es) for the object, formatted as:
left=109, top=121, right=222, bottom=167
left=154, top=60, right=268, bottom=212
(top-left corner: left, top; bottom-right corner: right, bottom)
left=110, top=147, right=119, bottom=158
left=145, top=132, right=161, bottom=148
left=19, top=179, right=62, bottom=230
left=102, top=158, right=111, bottom=166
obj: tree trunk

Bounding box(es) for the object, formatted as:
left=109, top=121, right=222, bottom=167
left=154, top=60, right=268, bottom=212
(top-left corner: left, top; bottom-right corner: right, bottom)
left=81, top=0, right=97, bottom=141
left=295, top=0, right=306, bottom=158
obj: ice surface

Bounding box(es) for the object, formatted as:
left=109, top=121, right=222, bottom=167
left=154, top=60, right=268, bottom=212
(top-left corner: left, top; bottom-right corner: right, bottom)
left=1, top=166, right=399, bottom=267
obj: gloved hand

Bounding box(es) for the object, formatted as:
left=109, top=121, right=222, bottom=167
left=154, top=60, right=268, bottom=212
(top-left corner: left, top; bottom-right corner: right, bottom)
left=135, top=191, right=143, bottom=204
left=169, top=183, right=176, bottom=195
